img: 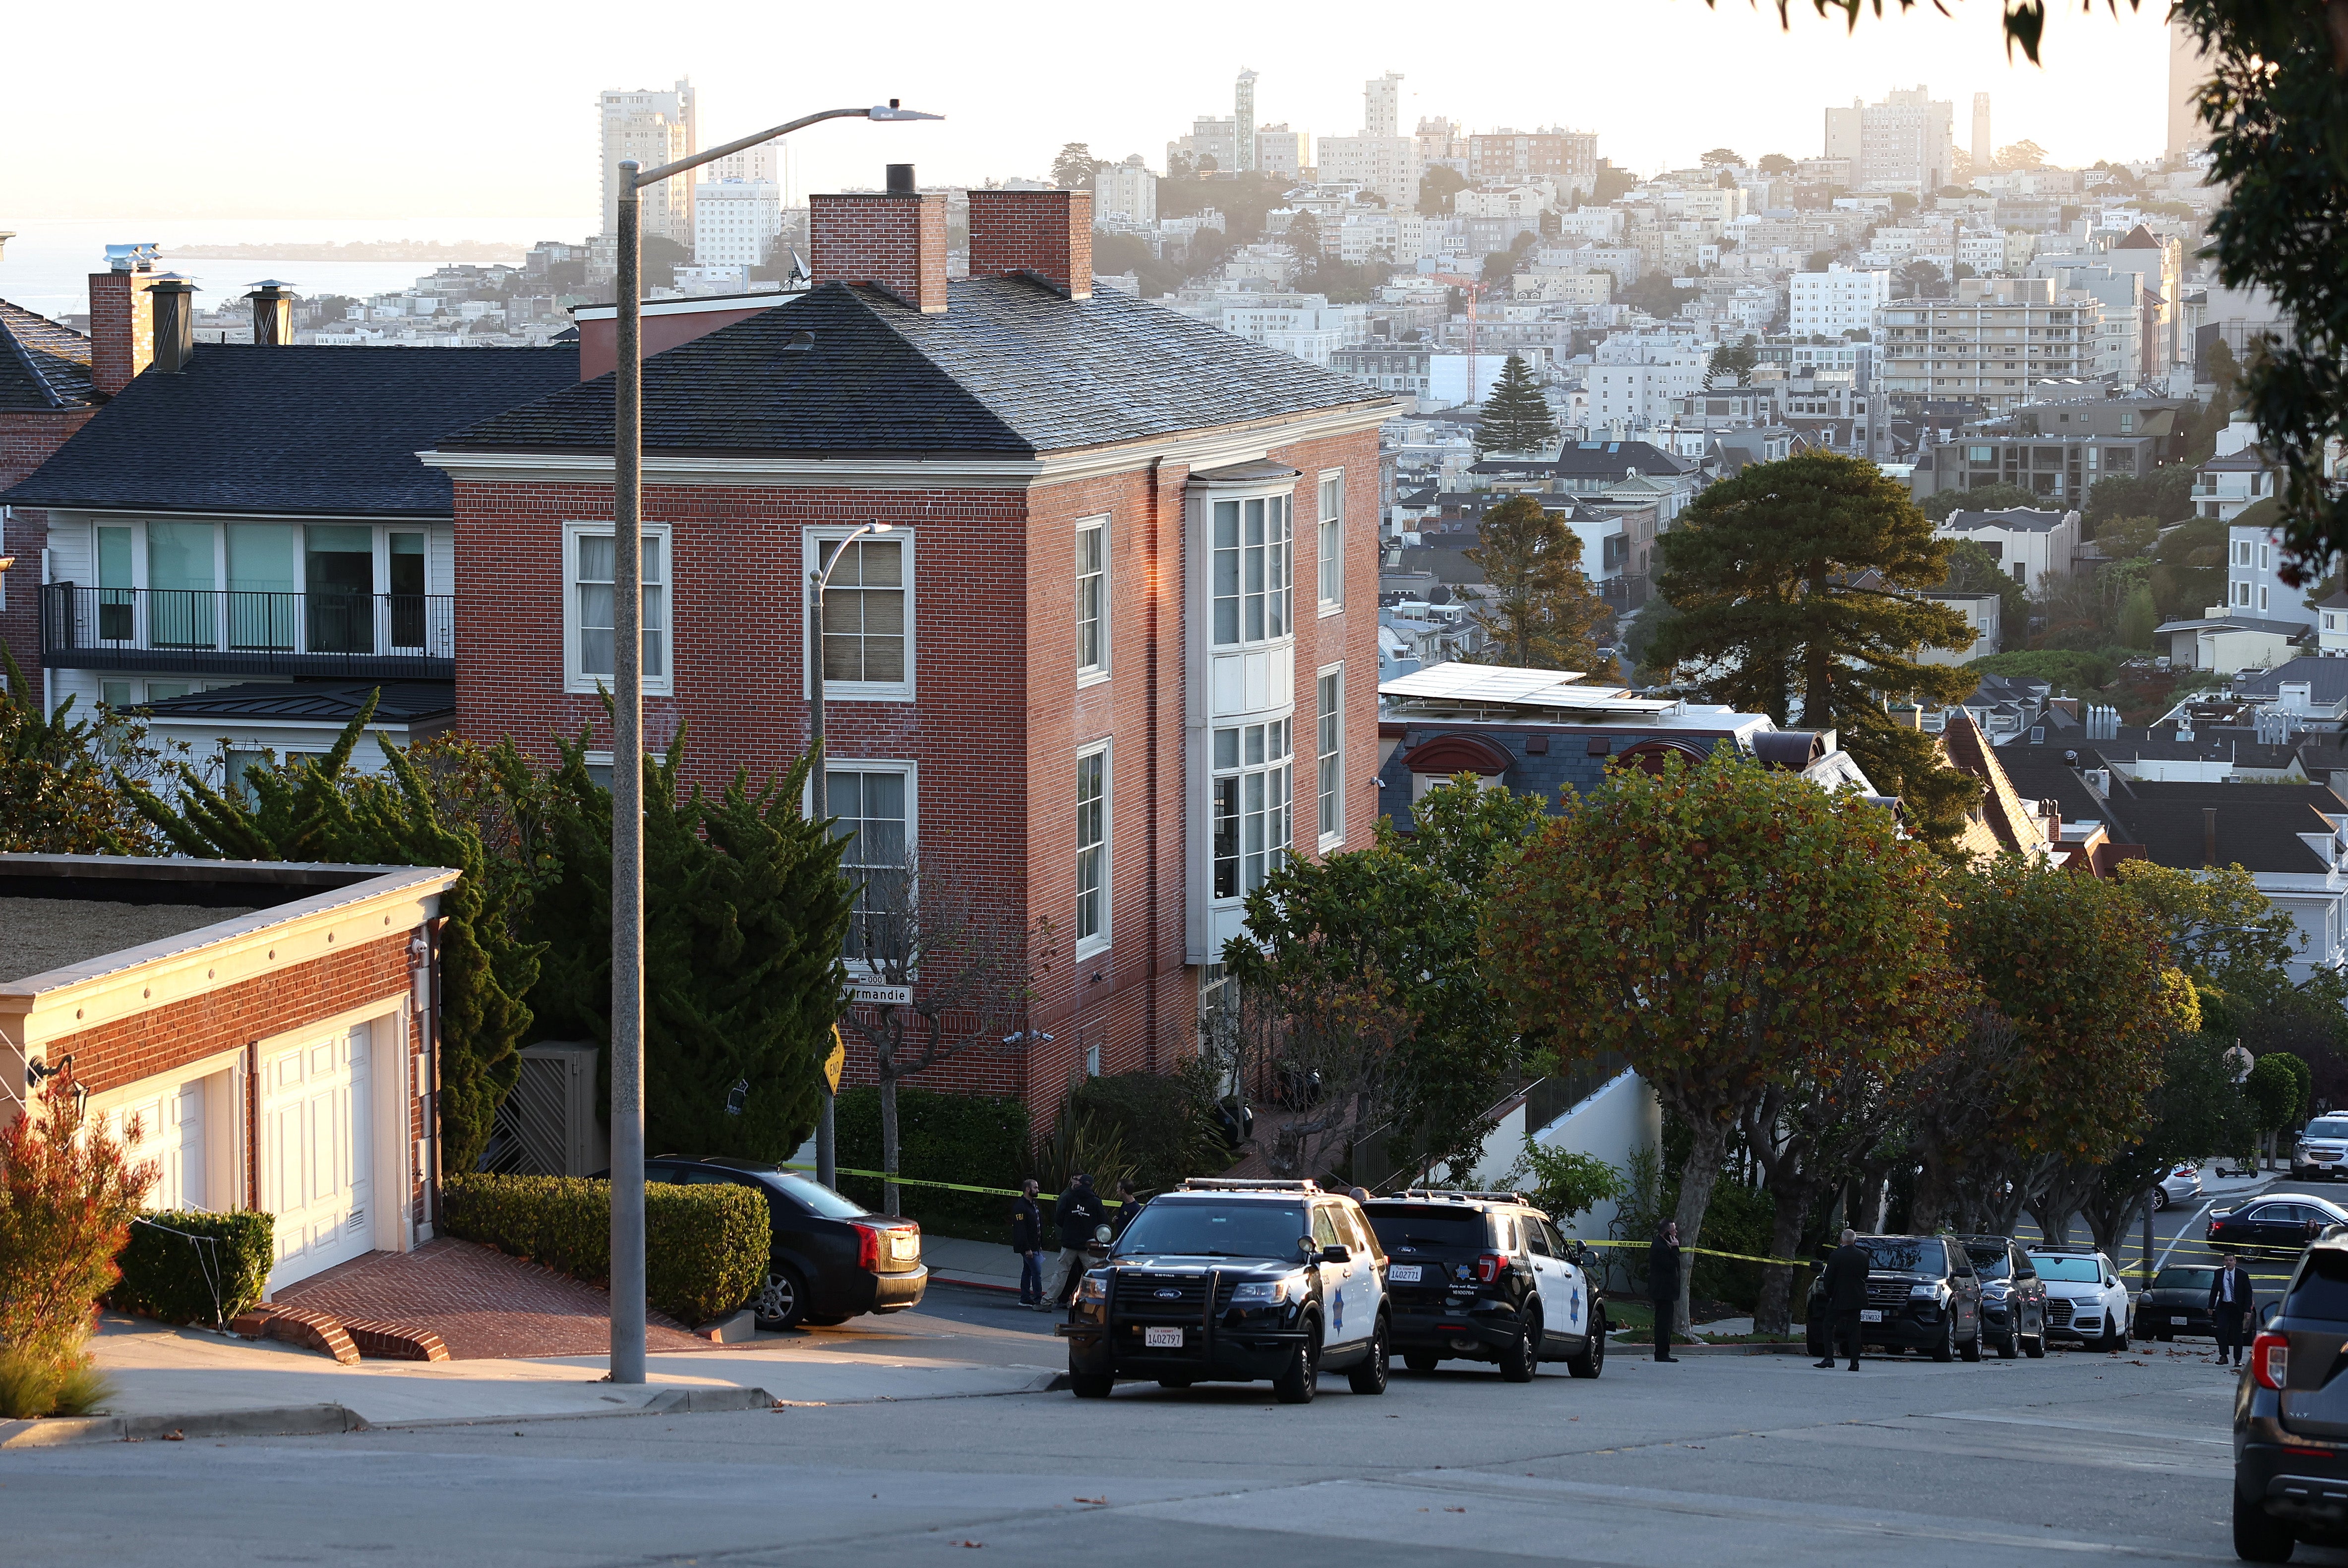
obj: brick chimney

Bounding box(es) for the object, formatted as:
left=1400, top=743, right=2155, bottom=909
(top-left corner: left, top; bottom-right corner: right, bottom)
left=808, top=164, right=949, bottom=314
left=88, top=245, right=161, bottom=396
left=967, top=188, right=1093, bottom=300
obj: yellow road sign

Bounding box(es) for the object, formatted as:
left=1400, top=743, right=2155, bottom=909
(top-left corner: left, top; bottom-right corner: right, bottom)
left=824, top=1026, right=846, bottom=1093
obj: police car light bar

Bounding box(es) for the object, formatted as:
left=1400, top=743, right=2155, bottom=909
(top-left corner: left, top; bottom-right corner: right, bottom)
left=1178, top=1178, right=1323, bottom=1192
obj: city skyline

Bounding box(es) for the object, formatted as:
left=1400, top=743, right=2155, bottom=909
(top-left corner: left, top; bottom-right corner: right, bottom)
left=7, top=0, right=2173, bottom=228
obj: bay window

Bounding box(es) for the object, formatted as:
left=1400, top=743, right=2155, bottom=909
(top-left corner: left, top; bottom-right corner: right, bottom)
left=1211, top=718, right=1292, bottom=899
left=1211, top=495, right=1290, bottom=646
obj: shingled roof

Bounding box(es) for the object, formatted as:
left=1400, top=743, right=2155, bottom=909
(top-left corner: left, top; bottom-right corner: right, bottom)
left=0, top=299, right=95, bottom=412
left=2101, top=780, right=2347, bottom=874
left=0, top=344, right=577, bottom=517
left=447, top=277, right=1387, bottom=458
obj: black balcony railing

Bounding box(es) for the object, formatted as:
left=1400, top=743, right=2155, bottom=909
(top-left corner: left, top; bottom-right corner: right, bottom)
left=42, top=585, right=455, bottom=679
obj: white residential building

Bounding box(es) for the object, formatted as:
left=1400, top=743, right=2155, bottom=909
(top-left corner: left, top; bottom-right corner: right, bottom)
left=1589, top=333, right=1708, bottom=429
left=1365, top=71, right=1403, bottom=138
left=1319, top=134, right=1420, bottom=210
left=692, top=180, right=781, bottom=269
left=1336, top=211, right=1434, bottom=267
left=2199, top=447, right=2279, bottom=523
left=2029, top=260, right=2144, bottom=383
left=601, top=79, right=696, bottom=243
left=1455, top=185, right=1555, bottom=220
left=1787, top=265, right=1889, bottom=339
left=1936, top=505, right=2079, bottom=588
left=1878, top=276, right=2099, bottom=413
left=1256, top=124, right=1309, bottom=180
left=1856, top=85, right=1955, bottom=193
left=1093, top=155, right=1157, bottom=225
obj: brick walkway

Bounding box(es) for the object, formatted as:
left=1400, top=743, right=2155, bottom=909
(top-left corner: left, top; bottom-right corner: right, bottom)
left=273, top=1237, right=707, bottom=1360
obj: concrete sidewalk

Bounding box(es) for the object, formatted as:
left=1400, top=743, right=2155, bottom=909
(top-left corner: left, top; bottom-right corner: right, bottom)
left=923, top=1234, right=1029, bottom=1294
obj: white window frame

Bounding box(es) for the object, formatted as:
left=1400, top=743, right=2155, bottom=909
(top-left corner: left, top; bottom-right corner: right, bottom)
left=1210, top=716, right=1294, bottom=902
left=1208, top=490, right=1293, bottom=651
left=1317, top=470, right=1345, bottom=614
left=1075, top=740, right=1112, bottom=957
left=808, top=757, right=919, bottom=975
left=1317, top=664, right=1344, bottom=851
left=802, top=527, right=915, bottom=704
left=1075, top=514, right=1110, bottom=687
left=563, top=520, right=673, bottom=697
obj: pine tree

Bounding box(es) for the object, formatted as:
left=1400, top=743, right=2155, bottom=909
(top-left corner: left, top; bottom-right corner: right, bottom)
left=1475, top=354, right=1560, bottom=457
left=1465, top=495, right=1617, bottom=678
left=1648, top=451, right=1984, bottom=856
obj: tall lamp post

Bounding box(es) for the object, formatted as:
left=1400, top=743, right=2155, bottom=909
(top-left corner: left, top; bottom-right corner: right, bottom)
left=609, top=102, right=938, bottom=1387
left=808, top=519, right=894, bottom=1191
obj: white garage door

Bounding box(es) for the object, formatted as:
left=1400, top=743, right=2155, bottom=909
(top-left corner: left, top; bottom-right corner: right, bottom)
left=260, top=1023, right=372, bottom=1286
left=100, top=1081, right=205, bottom=1212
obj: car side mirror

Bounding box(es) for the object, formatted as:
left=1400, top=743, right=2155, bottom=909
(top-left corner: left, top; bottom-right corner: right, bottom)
left=1320, top=1244, right=1352, bottom=1265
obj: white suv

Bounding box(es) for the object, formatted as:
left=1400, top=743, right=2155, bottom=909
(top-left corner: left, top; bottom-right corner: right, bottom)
left=2027, top=1246, right=2132, bottom=1350
left=2293, top=1116, right=2348, bottom=1182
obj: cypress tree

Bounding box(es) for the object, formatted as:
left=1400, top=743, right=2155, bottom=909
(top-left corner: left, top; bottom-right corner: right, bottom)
left=1475, top=353, right=1560, bottom=457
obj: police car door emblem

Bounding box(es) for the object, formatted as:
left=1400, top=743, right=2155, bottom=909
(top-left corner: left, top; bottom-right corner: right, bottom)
left=1331, top=1288, right=1344, bottom=1332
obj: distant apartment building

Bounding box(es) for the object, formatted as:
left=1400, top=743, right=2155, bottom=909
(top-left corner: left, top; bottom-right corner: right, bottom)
left=1937, top=505, right=2080, bottom=588
left=1318, top=134, right=1419, bottom=210
left=2228, top=511, right=2310, bottom=626
left=601, top=79, right=697, bottom=244
left=1589, top=333, right=1708, bottom=429
left=1878, top=276, right=2099, bottom=413
left=1255, top=125, right=1309, bottom=180
left=1094, top=155, right=1157, bottom=225
left=1415, top=117, right=1468, bottom=171
left=1177, top=116, right=1238, bottom=174
left=1467, top=128, right=1598, bottom=199
left=693, top=180, right=781, bottom=269
left=1333, top=345, right=1432, bottom=399
left=1827, top=85, right=1955, bottom=193
left=1235, top=68, right=1259, bottom=173
left=1911, top=429, right=2160, bottom=508
left=1365, top=71, right=1404, bottom=138
left=2028, top=259, right=2145, bottom=383
left=1788, top=265, right=1889, bottom=339
left=704, top=136, right=781, bottom=188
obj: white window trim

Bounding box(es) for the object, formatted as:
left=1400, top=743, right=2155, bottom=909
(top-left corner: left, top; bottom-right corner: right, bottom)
left=1317, top=663, right=1345, bottom=852
left=1317, top=468, right=1345, bottom=617
left=806, top=756, right=920, bottom=978
left=802, top=527, right=915, bottom=704
left=1205, top=484, right=1298, bottom=653
left=563, top=519, right=673, bottom=698
left=1075, top=513, right=1111, bottom=689
left=1075, top=739, right=1112, bottom=959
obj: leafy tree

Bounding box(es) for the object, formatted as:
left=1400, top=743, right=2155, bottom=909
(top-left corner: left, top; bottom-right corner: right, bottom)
left=1592, top=162, right=1637, bottom=204
left=1648, top=452, right=1981, bottom=855
left=1898, top=259, right=1945, bottom=299
left=1757, top=153, right=1795, bottom=175
left=1511, top=1142, right=1627, bottom=1224
left=1049, top=142, right=1104, bottom=190
left=1465, top=495, right=1615, bottom=676
left=1941, top=537, right=2028, bottom=649
left=1919, top=482, right=2038, bottom=523
left=1887, top=190, right=1919, bottom=215
left=1418, top=165, right=1469, bottom=216
left=1283, top=210, right=1321, bottom=261
left=1705, top=337, right=1758, bottom=386
left=1993, top=140, right=2047, bottom=172
left=0, top=1080, right=155, bottom=1382
left=1699, top=147, right=1742, bottom=168
left=2152, top=514, right=2228, bottom=621
left=2098, top=514, right=2164, bottom=560
left=1964, top=648, right=2117, bottom=693
left=0, top=645, right=169, bottom=853
left=1475, top=354, right=1560, bottom=456
left=2075, top=1023, right=2240, bottom=1255
left=2086, top=468, right=2197, bottom=532
left=2117, top=580, right=2158, bottom=650
left=1484, top=749, right=1961, bottom=1335
left=1619, top=271, right=1697, bottom=317
left=2246, top=1053, right=2302, bottom=1167
left=1223, top=779, right=1547, bottom=1183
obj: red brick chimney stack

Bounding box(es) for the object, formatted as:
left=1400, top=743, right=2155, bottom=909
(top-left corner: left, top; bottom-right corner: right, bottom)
left=807, top=164, right=949, bottom=314
left=967, top=189, right=1094, bottom=300
left=88, top=248, right=160, bottom=396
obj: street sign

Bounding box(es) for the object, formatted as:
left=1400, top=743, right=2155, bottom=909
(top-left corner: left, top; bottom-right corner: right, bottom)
left=824, top=1025, right=846, bottom=1093
left=849, top=983, right=912, bottom=1005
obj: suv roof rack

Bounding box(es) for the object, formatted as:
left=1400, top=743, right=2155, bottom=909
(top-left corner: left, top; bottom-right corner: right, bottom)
left=1177, top=1178, right=1323, bottom=1193
left=1390, top=1188, right=1536, bottom=1206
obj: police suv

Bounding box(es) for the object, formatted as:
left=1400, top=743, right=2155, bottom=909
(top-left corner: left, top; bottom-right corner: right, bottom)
left=1361, top=1190, right=1606, bottom=1380
left=1056, top=1178, right=1388, bottom=1403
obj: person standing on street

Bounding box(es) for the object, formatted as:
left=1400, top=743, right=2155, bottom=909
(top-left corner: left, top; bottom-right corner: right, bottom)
left=1817, top=1228, right=1871, bottom=1371
left=1010, top=1178, right=1047, bottom=1310
left=1112, top=1178, right=1146, bottom=1238
left=2211, top=1250, right=2258, bottom=1366
left=1649, top=1220, right=1683, bottom=1363
left=1051, top=1172, right=1107, bottom=1308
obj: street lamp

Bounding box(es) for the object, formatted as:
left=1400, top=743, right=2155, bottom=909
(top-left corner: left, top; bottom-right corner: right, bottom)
left=808, top=519, right=894, bottom=1192
left=608, top=101, right=938, bottom=1387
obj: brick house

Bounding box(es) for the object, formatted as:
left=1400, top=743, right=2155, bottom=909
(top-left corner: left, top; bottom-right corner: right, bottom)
left=425, top=177, right=1396, bottom=1106
left=0, top=266, right=107, bottom=684
left=0, top=854, right=458, bottom=1290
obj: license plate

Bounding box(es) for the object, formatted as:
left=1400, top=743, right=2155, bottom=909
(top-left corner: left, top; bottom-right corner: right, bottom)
left=2174, top=1315, right=2191, bottom=1326
left=1860, top=1309, right=1883, bottom=1323
left=1144, top=1326, right=1184, bottom=1348
left=1390, top=1264, right=1422, bottom=1283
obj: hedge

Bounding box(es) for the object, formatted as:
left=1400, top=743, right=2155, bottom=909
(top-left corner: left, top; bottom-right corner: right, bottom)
left=441, top=1173, right=769, bottom=1327
left=111, top=1210, right=274, bottom=1327
left=834, top=1086, right=1029, bottom=1232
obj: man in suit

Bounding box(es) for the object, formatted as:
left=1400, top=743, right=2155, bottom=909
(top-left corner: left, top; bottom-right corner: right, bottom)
left=1649, top=1221, right=1683, bottom=1363
left=2211, top=1250, right=2258, bottom=1367
left=1816, top=1228, right=1871, bottom=1371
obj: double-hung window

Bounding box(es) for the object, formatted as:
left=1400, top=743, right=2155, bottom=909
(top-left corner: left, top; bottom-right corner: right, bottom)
left=1075, top=516, right=1108, bottom=682
left=1211, top=718, right=1292, bottom=898
left=564, top=522, right=670, bottom=696
left=1211, top=495, right=1290, bottom=646
left=1317, top=473, right=1343, bottom=611
left=1076, top=745, right=1110, bottom=953
left=807, top=531, right=912, bottom=701
left=1316, top=667, right=1343, bottom=848
left=825, top=763, right=914, bottom=964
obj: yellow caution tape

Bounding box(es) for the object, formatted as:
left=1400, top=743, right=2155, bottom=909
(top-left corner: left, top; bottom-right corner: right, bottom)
left=1577, top=1238, right=1814, bottom=1268
left=782, top=1164, right=1126, bottom=1206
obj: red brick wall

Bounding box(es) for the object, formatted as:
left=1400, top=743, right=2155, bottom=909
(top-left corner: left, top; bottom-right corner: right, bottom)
left=808, top=193, right=948, bottom=313
left=1, top=407, right=93, bottom=683
left=967, top=190, right=1094, bottom=299
left=87, top=271, right=152, bottom=397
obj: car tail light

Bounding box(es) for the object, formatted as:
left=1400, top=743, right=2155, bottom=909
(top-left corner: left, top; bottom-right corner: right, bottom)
left=852, top=1222, right=881, bottom=1271
left=2254, top=1331, right=2290, bottom=1391
left=1475, top=1253, right=1505, bottom=1284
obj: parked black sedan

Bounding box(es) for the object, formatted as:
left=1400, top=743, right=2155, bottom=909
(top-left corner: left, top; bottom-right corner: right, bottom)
left=644, top=1157, right=927, bottom=1328
left=2140, top=1264, right=2220, bottom=1340
left=2207, top=1194, right=2348, bottom=1260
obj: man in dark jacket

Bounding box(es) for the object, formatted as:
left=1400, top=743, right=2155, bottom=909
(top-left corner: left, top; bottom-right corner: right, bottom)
left=1816, top=1228, right=1871, bottom=1370
left=1050, top=1174, right=1107, bottom=1307
left=1112, top=1179, right=1145, bottom=1238
left=1649, top=1221, right=1683, bottom=1362
left=1010, top=1179, right=1047, bottom=1309
left=2211, top=1250, right=2258, bottom=1366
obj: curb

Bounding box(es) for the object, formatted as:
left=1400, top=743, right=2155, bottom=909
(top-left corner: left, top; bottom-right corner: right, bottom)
left=929, top=1273, right=1024, bottom=1296
left=1610, top=1336, right=1812, bottom=1357
left=0, top=1403, right=366, bottom=1449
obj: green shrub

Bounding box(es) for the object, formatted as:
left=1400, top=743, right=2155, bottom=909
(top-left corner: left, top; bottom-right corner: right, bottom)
left=441, top=1173, right=768, bottom=1327
left=834, top=1087, right=1030, bottom=1231
left=111, top=1211, right=273, bottom=1326
left=1069, top=1068, right=1224, bottom=1192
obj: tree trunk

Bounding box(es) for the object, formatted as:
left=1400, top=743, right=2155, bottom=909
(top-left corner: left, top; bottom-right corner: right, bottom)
left=1671, top=1115, right=1735, bottom=1336
left=879, top=1072, right=901, bottom=1216
left=1753, top=1172, right=1814, bottom=1339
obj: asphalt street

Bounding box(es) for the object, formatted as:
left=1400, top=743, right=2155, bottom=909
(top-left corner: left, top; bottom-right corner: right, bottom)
left=1, top=1293, right=2317, bottom=1568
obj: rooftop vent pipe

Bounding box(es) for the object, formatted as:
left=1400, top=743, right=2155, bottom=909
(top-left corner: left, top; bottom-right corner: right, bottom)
left=147, top=276, right=196, bottom=372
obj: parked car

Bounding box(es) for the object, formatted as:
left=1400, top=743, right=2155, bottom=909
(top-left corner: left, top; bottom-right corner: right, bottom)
left=641, top=1156, right=926, bottom=1329
left=1359, top=1189, right=1605, bottom=1380
left=2295, top=1117, right=2348, bottom=1183
left=2233, top=1236, right=2348, bottom=1561
left=1056, top=1178, right=1390, bottom=1403
left=2208, top=1195, right=2348, bottom=1259
left=2155, top=1164, right=2204, bottom=1211
left=2026, top=1245, right=2132, bottom=1349
left=1803, top=1234, right=1985, bottom=1362
left=1953, top=1235, right=2047, bottom=1358
left=2140, top=1264, right=2221, bottom=1340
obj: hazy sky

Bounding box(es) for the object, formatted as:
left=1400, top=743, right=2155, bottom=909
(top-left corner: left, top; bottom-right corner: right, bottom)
left=6, top=0, right=2173, bottom=234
